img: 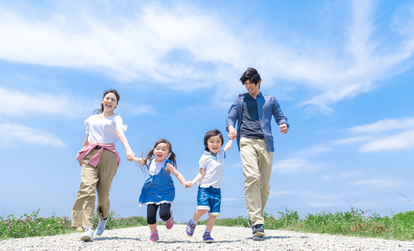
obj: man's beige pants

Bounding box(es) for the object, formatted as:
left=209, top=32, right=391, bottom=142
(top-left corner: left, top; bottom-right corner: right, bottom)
left=71, top=149, right=118, bottom=230
left=240, top=137, right=273, bottom=226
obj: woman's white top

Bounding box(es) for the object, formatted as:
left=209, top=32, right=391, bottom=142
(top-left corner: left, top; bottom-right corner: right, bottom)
left=85, top=114, right=127, bottom=144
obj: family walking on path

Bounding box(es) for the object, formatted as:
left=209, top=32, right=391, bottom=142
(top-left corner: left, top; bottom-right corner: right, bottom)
left=70, top=67, right=289, bottom=243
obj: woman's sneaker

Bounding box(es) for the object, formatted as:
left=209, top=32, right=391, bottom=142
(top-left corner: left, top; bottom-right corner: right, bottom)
left=166, top=212, right=174, bottom=229
left=148, top=232, right=159, bottom=242
left=202, top=231, right=214, bottom=243
left=80, top=225, right=94, bottom=241
left=95, top=218, right=107, bottom=235
left=186, top=220, right=196, bottom=236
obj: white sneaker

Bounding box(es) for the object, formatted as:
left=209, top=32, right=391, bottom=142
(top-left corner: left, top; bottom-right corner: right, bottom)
left=95, top=219, right=107, bottom=235
left=80, top=224, right=94, bottom=241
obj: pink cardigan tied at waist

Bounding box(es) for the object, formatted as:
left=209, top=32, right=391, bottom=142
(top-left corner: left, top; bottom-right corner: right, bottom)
left=76, top=142, right=121, bottom=167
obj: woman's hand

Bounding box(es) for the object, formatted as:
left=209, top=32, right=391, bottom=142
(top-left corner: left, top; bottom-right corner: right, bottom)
left=126, top=148, right=135, bottom=161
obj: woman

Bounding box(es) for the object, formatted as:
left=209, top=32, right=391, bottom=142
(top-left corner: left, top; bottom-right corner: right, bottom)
left=71, top=89, right=135, bottom=241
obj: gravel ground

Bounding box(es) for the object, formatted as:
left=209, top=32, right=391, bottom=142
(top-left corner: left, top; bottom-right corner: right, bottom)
left=1, top=225, right=413, bottom=251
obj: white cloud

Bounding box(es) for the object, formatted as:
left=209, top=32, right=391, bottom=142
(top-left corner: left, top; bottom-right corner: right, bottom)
left=359, top=129, right=414, bottom=152
left=0, top=3, right=243, bottom=89
left=351, top=177, right=403, bottom=188
left=349, top=118, right=414, bottom=134
left=332, top=117, right=414, bottom=152
left=0, top=1, right=413, bottom=112
left=0, top=122, right=66, bottom=147
left=273, top=158, right=324, bottom=174
left=330, top=136, right=375, bottom=145
left=295, top=146, right=331, bottom=157
left=0, top=88, right=92, bottom=118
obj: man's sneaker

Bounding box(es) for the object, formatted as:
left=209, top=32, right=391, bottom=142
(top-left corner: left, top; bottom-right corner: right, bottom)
left=166, top=212, right=174, bottom=229
left=148, top=232, right=159, bottom=242
left=95, top=218, right=107, bottom=235
left=202, top=231, right=214, bottom=243
left=248, top=220, right=253, bottom=230
left=186, top=220, right=196, bottom=236
left=80, top=224, right=94, bottom=241
left=252, top=224, right=265, bottom=237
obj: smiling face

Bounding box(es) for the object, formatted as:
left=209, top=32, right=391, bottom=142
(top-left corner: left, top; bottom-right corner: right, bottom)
left=153, top=142, right=170, bottom=162
left=207, top=135, right=223, bottom=155
left=244, top=79, right=261, bottom=98
left=102, top=92, right=118, bottom=113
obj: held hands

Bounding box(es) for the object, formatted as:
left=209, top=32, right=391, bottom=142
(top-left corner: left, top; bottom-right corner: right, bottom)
left=126, top=148, right=135, bottom=161
left=228, top=126, right=237, bottom=140
left=279, top=123, right=288, bottom=134
left=183, top=180, right=193, bottom=188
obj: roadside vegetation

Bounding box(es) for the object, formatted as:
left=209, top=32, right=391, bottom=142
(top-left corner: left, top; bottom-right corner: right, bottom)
left=1, top=208, right=414, bottom=241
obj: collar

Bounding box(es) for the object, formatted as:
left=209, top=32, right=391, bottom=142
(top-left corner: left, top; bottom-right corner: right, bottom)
left=240, top=92, right=263, bottom=99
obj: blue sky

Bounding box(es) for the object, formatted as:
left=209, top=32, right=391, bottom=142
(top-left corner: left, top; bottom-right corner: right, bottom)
left=1, top=0, right=414, bottom=223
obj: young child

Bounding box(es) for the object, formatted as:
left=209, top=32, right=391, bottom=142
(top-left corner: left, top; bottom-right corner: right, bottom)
left=133, top=139, right=191, bottom=242
left=185, top=129, right=233, bottom=243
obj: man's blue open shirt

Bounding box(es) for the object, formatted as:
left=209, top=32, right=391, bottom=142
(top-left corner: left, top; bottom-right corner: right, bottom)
left=226, top=92, right=289, bottom=152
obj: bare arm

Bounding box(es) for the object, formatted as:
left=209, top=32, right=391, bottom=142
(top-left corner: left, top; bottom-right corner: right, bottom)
left=223, top=139, right=234, bottom=152
left=117, top=128, right=135, bottom=161
left=191, top=168, right=206, bottom=184
left=82, top=135, right=89, bottom=147
left=133, top=157, right=145, bottom=165
left=165, top=163, right=187, bottom=187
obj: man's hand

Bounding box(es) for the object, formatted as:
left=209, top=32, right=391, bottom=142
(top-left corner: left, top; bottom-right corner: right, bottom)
left=228, top=125, right=237, bottom=140
left=279, top=123, right=288, bottom=134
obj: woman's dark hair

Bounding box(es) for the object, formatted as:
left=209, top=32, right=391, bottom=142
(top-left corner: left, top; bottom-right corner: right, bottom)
left=240, top=67, right=261, bottom=85
left=204, top=129, right=224, bottom=151
left=140, top=139, right=177, bottom=171
left=94, top=89, right=120, bottom=114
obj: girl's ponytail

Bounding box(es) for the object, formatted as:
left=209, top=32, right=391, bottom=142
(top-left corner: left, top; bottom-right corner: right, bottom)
left=168, top=151, right=177, bottom=169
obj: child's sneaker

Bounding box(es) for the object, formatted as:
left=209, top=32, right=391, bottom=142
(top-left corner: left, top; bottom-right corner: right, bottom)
left=95, top=218, right=107, bottom=235
left=148, top=232, right=159, bottom=242
left=186, top=220, right=196, bottom=236
left=203, top=231, right=214, bottom=243
left=80, top=224, right=94, bottom=241
left=166, top=212, right=174, bottom=229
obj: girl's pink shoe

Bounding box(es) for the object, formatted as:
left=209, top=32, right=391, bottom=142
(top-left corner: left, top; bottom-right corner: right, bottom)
left=166, top=212, right=174, bottom=229
left=148, top=232, right=159, bottom=242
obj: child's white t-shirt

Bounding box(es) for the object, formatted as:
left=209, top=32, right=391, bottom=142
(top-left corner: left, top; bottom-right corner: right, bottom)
left=85, top=114, right=127, bottom=144
left=198, top=149, right=226, bottom=188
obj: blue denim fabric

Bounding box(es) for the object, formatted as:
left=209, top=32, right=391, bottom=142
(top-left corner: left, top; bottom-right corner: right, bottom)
left=197, top=186, right=221, bottom=214
left=226, top=92, right=289, bottom=152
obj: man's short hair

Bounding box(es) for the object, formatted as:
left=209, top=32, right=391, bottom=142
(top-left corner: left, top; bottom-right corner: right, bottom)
left=240, top=67, right=261, bottom=85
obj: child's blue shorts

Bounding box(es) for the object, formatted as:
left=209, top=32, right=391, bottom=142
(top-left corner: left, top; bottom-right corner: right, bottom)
left=197, top=186, right=221, bottom=216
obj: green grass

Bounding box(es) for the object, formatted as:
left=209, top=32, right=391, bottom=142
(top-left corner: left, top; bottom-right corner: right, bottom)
left=0, top=209, right=146, bottom=240
left=196, top=208, right=414, bottom=241
left=2, top=208, right=414, bottom=241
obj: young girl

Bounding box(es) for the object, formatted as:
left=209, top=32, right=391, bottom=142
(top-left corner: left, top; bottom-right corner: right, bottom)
left=185, top=129, right=233, bottom=243
left=133, top=139, right=191, bottom=242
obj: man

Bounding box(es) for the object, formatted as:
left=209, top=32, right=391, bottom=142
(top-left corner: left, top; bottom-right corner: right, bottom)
left=226, top=67, right=289, bottom=239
